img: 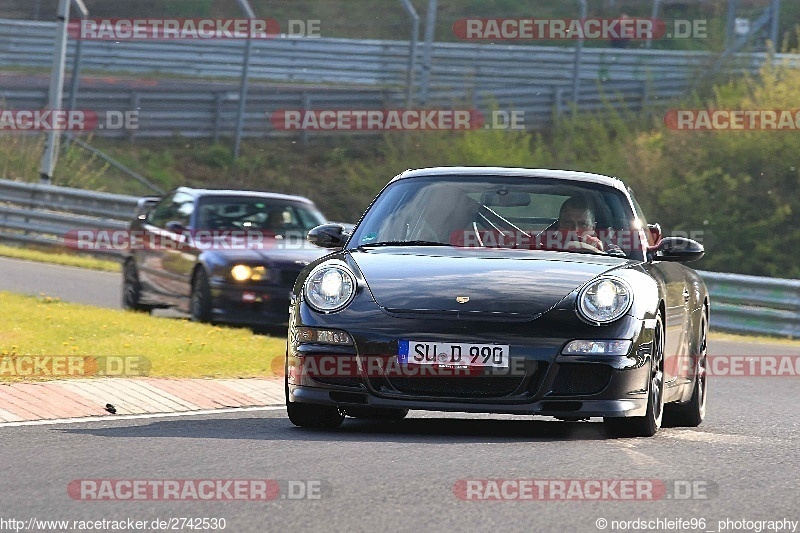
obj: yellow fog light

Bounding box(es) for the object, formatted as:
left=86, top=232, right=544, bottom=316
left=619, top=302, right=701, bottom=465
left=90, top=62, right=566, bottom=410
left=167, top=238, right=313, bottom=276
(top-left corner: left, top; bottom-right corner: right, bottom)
left=231, top=265, right=253, bottom=281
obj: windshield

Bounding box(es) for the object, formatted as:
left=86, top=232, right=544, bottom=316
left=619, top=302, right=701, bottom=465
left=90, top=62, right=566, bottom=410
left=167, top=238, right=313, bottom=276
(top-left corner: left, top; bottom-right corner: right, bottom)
left=195, top=196, right=326, bottom=233
left=348, top=176, right=645, bottom=258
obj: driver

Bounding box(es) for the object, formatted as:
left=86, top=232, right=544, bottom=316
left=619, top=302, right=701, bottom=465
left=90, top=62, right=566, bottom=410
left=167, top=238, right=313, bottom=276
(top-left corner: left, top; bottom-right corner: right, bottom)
left=557, top=196, right=614, bottom=253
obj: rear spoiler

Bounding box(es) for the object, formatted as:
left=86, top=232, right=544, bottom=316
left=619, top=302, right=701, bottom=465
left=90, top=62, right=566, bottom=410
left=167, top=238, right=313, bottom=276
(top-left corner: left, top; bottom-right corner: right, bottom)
left=135, top=196, right=161, bottom=219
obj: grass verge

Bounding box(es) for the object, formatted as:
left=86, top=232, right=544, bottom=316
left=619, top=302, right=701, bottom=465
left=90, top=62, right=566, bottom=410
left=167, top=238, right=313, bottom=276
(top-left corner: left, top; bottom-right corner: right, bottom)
left=0, top=291, right=285, bottom=381
left=0, top=244, right=121, bottom=272
left=709, top=331, right=800, bottom=347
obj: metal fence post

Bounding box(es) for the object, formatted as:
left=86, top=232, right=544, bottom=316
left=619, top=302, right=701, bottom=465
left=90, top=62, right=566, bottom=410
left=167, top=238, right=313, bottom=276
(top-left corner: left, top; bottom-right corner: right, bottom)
left=399, top=0, right=420, bottom=108
left=233, top=0, right=256, bottom=159
left=67, top=0, right=88, bottom=112
left=770, top=0, right=781, bottom=47
left=301, top=93, right=310, bottom=148
left=725, top=0, right=738, bottom=52
left=646, top=0, right=661, bottom=48
left=129, top=91, right=140, bottom=143
left=213, top=92, right=224, bottom=143
left=38, top=0, right=71, bottom=184
left=419, top=0, right=437, bottom=106
left=571, top=0, right=587, bottom=117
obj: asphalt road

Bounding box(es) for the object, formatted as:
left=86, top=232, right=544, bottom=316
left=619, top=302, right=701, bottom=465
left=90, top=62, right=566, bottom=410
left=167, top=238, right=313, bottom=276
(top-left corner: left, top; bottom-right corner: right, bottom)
left=1, top=257, right=799, bottom=531
left=0, top=373, right=798, bottom=533
left=0, top=256, right=121, bottom=308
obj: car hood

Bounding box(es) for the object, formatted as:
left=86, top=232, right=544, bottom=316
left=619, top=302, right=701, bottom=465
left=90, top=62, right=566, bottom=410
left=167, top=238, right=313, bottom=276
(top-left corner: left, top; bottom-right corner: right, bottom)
left=349, top=247, right=630, bottom=319
left=211, top=246, right=328, bottom=267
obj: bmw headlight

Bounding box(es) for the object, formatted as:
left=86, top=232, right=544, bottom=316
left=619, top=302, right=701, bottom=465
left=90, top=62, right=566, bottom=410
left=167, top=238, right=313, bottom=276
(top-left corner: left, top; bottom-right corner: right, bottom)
left=577, top=277, right=633, bottom=324
left=230, top=265, right=267, bottom=282
left=303, top=261, right=357, bottom=313
left=231, top=264, right=253, bottom=281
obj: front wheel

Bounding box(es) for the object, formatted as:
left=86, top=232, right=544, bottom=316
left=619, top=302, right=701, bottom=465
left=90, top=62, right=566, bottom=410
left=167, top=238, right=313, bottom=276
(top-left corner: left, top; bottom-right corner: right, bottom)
left=285, top=372, right=345, bottom=429
left=122, top=260, right=152, bottom=313
left=190, top=269, right=213, bottom=323
left=604, top=313, right=665, bottom=438
left=664, top=314, right=707, bottom=427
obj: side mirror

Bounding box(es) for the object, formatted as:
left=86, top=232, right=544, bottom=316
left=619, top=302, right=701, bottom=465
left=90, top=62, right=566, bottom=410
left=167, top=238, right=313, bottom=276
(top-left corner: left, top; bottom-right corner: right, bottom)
left=165, top=221, right=186, bottom=233
left=650, top=236, right=704, bottom=262
left=307, top=224, right=348, bottom=248
left=136, top=197, right=160, bottom=220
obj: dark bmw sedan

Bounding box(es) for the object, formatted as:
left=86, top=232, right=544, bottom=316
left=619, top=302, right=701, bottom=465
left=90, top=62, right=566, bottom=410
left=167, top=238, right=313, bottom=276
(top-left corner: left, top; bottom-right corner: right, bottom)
left=123, top=187, right=332, bottom=327
left=286, top=167, right=709, bottom=437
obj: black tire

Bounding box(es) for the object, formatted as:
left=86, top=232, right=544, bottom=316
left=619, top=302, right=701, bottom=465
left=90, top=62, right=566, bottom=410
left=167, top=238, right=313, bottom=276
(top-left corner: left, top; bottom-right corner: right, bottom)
left=287, top=401, right=346, bottom=429
left=190, top=269, right=213, bottom=323
left=344, top=406, right=409, bottom=421
left=604, top=313, right=665, bottom=438
left=122, top=260, right=152, bottom=313
left=284, top=362, right=345, bottom=429
left=664, top=313, right=708, bottom=428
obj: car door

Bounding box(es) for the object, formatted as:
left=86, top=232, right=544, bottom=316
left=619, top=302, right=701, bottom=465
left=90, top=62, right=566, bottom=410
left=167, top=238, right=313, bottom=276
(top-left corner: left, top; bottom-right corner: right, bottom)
left=155, top=192, right=196, bottom=301
left=628, top=189, right=688, bottom=386
left=139, top=191, right=194, bottom=303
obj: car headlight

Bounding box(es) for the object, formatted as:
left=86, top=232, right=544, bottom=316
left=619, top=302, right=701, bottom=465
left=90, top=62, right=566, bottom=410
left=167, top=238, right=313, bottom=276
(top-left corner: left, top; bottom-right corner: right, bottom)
left=303, top=261, right=357, bottom=313
left=230, top=265, right=267, bottom=282
left=577, top=277, right=633, bottom=324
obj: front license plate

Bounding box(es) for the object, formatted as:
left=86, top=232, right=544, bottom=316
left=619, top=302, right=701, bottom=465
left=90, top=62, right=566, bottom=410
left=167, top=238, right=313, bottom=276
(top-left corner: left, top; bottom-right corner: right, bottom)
left=398, top=340, right=509, bottom=368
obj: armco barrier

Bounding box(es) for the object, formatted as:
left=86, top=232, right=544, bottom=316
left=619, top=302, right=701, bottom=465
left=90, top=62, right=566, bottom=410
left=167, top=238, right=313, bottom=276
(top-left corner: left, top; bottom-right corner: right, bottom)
left=0, top=178, right=797, bottom=337
left=0, top=79, right=688, bottom=138
left=0, top=178, right=135, bottom=254
left=698, top=270, right=800, bottom=338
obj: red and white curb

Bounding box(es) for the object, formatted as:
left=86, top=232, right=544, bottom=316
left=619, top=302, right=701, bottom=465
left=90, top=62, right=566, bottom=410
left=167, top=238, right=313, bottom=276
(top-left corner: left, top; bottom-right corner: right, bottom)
left=0, top=378, right=284, bottom=424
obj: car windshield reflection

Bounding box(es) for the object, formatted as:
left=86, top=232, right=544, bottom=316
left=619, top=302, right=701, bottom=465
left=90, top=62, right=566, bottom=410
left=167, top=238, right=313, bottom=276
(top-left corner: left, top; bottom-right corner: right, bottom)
left=196, top=197, right=325, bottom=234
left=348, top=176, right=645, bottom=257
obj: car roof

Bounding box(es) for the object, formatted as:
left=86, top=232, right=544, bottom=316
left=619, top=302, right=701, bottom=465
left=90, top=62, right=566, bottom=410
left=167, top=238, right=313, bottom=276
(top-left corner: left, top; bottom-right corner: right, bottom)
left=174, top=187, right=315, bottom=204
left=391, top=167, right=628, bottom=192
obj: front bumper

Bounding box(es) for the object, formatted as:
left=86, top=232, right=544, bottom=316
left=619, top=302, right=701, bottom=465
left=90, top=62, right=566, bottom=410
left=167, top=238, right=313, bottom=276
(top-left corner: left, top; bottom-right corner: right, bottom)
left=288, top=385, right=649, bottom=418
left=287, top=303, right=656, bottom=418
left=210, top=280, right=293, bottom=326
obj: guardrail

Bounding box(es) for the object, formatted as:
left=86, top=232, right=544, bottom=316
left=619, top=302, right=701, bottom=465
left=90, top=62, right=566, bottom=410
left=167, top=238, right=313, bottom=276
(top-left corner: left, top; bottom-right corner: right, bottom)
left=698, top=271, right=800, bottom=338
left=2, top=17, right=783, bottom=138
left=0, top=178, right=135, bottom=255
left=0, top=18, right=781, bottom=120
left=4, top=19, right=796, bottom=89
left=0, top=79, right=688, bottom=138
left=0, top=19, right=726, bottom=89
left=0, top=178, right=797, bottom=337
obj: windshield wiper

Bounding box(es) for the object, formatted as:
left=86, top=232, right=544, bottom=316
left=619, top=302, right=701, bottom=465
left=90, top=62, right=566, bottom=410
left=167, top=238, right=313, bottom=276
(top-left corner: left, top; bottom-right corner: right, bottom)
left=357, top=240, right=451, bottom=248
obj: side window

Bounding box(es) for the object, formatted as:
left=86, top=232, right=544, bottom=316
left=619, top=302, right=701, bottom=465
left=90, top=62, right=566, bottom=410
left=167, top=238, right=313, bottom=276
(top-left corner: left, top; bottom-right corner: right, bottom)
left=147, top=192, right=194, bottom=228
left=147, top=194, right=178, bottom=228
left=627, top=188, right=655, bottom=247
left=173, top=192, right=195, bottom=227
left=627, top=188, right=649, bottom=229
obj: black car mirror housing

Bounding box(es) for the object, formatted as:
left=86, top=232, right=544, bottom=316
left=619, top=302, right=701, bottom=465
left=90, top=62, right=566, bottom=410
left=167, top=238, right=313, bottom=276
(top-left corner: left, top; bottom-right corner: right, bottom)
left=165, top=220, right=186, bottom=233
left=308, top=224, right=348, bottom=248
left=650, top=236, right=704, bottom=262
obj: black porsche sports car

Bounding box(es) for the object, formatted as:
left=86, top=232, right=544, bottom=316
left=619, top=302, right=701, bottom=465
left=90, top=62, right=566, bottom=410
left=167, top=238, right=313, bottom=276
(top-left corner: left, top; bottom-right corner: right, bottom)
left=286, top=167, right=709, bottom=437
left=122, top=187, right=331, bottom=327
